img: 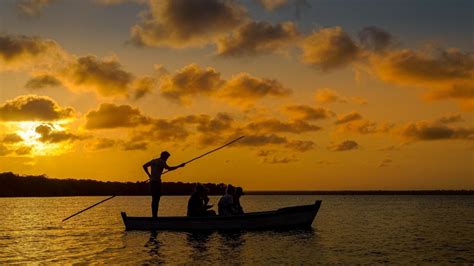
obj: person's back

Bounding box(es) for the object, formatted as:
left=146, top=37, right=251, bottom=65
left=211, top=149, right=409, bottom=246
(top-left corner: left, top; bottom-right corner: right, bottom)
left=187, top=192, right=204, bottom=217
left=218, top=185, right=235, bottom=216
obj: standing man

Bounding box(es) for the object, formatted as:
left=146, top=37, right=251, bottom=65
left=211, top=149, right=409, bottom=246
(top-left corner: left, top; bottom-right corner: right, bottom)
left=143, top=151, right=185, bottom=218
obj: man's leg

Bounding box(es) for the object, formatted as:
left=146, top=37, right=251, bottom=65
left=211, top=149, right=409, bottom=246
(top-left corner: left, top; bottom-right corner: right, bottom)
left=151, top=181, right=161, bottom=218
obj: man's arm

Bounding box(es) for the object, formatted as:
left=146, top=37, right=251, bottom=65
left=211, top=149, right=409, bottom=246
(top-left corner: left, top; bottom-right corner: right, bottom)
left=142, top=161, right=152, bottom=179
left=164, top=162, right=186, bottom=171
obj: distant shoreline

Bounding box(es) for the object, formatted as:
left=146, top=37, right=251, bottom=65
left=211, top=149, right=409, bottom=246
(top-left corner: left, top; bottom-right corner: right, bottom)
left=1, top=172, right=472, bottom=197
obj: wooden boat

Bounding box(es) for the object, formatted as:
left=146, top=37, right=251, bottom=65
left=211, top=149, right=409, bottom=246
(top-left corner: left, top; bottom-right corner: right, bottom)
left=121, top=200, right=322, bottom=231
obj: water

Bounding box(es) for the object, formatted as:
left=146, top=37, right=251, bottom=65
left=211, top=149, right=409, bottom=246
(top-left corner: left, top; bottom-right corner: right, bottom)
left=0, top=195, right=473, bottom=264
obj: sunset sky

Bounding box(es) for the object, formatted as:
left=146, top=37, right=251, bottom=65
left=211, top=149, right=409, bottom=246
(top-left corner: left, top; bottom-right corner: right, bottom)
left=0, top=0, right=472, bottom=190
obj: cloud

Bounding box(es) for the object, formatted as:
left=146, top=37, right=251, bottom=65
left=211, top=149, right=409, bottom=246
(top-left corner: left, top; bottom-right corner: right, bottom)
left=87, top=138, right=117, bottom=151
left=24, top=74, right=62, bottom=89
left=237, top=134, right=288, bottom=146
left=245, top=119, right=321, bottom=134
left=159, top=64, right=224, bottom=104
left=0, top=34, right=64, bottom=71
left=85, top=103, right=150, bottom=129
left=337, top=119, right=394, bottom=134
left=351, top=96, right=369, bottom=105
left=35, top=124, right=84, bottom=143
left=256, top=0, right=288, bottom=10
left=358, top=26, right=394, bottom=52
left=217, top=21, right=299, bottom=57
left=0, top=95, right=75, bottom=122
left=3, top=133, right=23, bottom=143
left=59, top=55, right=134, bottom=97
left=436, top=113, right=463, bottom=124
left=131, top=76, right=157, bottom=100
left=369, top=47, right=474, bottom=109
left=378, top=158, right=392, bottom=167
left=328, top=140, right=359, bottom=151
left=219, top=73, right=291, bottom=106
left=314, top=88, right=347, bottom=104
left=159, top=64, right=290, bottom=106
left=16, top=0, right=56, bottom=18
left=15, top=146, right=32, bottom=155
left=285, top=139, right=314, bottom=152
left=284, top=105, right=334, bottom=121
left=334, top=111, right=362, bottom=125
left=399, top=120, right=474, bottom=141
left=301, top=27, right=360, bottom=70
left=130, top=0, right=247, bottom=48
left=121, top=140, right=148, bottom=151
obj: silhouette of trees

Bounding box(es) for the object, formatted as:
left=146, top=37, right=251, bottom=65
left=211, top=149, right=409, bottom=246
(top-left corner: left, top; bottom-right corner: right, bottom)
left=0, top=172, right=227, bottom=197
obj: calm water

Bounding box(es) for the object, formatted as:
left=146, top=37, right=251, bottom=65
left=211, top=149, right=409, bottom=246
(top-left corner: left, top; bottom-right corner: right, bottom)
left=0, top=195, right=473, bottom=264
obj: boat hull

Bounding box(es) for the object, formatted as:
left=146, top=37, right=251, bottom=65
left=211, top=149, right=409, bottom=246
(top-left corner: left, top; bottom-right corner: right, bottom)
left=121, top=200, right=322, bottom=231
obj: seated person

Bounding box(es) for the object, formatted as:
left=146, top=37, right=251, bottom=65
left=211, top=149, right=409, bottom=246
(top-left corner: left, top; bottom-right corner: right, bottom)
left=187, top=184, right=215, bottom=217
left=233, top=187, right=244, bottom=215
left=218, top=185, right=235, bottom=216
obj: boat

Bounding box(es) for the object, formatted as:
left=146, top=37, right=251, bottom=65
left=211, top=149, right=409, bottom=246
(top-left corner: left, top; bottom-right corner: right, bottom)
left=121, top=200, right=322, bottom=231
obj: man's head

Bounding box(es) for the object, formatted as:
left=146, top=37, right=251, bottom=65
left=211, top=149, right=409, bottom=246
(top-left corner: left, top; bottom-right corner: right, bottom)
left=160, top=151, right=171, bottom=160
left=195, top=183, right=207, bottom=195
left=226, top=184, right=235, bottom=195
left=235, top=187, right=244, bottom=197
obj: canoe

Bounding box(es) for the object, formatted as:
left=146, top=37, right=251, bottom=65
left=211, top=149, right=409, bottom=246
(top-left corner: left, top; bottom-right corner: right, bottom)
left=121, top=200, right=322, bottom=231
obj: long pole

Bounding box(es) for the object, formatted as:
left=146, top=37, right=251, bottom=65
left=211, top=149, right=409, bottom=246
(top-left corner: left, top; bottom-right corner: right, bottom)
left=62, top=136, right=245, bottom=222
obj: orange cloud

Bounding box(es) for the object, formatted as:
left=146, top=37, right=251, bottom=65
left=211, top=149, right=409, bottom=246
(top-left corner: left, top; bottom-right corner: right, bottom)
left=85, top=103, right=150, bottom=129
left=16, top=0, right=56, bottom=18
left=256, top=0, right=288, bottom=10
left=0, top=95, right=75, bottom=122
left=399, top=119, right=474, bottom=141
left=35, top=124, right=85, bottom=143
left=24, top=74, right=62, bottom=89
left=334, top=111, right=362, bottom=125
left=284, top=105, right=334, bottom=121
left=314, top=88, right=347, bottom=104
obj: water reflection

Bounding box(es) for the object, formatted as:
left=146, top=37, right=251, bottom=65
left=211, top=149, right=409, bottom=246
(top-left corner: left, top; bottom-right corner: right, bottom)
left=144, top=231, right=164, bottom=264
left=186, top=231, right=213, bottom=261
left=217, top=231, right=245, bottom=264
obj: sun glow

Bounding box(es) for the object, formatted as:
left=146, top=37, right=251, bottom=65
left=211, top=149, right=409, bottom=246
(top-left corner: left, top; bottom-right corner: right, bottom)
left=15, top=121, right=67, bottom=156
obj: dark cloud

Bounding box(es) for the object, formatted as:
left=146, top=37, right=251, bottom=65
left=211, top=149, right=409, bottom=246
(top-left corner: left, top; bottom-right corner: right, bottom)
left=130, top=0, right=246, bottom=48
left=285, top=139, right=315, bottom=152
left=159, top=64, right=224, bottom=104
left=256, top=0, right=288, bottom=10
left=400, top=121, right=474, bottom=141
left=237, top=134, right=288, bottom=146
left=0, top=34, right=63, bottom=69
left=337, top=120, right=394, bottom=134
left=436, top=113, right=463, bottom=124
left=0, top=144, right=10, bottom=156
left=35, top=124, right=84, bottom=143
left=328, top=140, right=359, bottom=151
left=15, top=146, right=32, bottom=155
left=217, top=21, right=299, bottom=57
left=245, top=119, right=321, bottom=134
left=219, top=73, right=291, bottom=106
left=87, top=138, right=117, bottom=151
left=25, top=74, right=62, bottom=89
left=16, top=0, right=56, bottom=18
left=131, top=76, right=157, bottom=100
left=358, top=26, right=394, bottom=51
left=284, top=105, right=334, bottom=121
left=378, top=158, right=392, bottom=167
left=264, top=156, right=298, bottom=164
left=121, top=141, right=148, bottom=151
left=0, top=95, right=75, bottom=121
left=334, top=111, right=362, bottom=125
left=159, top=64, right=290, bottom=106
left=85, top=103, right=150, bottom=129
left=61, top=55, right=134, bottom=97
left=301, top=27, right=360, bottom=70
left=3, top=133, right=23, bottom=143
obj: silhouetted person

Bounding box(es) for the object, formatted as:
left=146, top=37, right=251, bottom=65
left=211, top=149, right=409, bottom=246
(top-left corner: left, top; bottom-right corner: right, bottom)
left=187, top=183, right=216, bottom=217
left=233, top=187, right=244, bottom=214
left=218, top=185, right=235, bottom=216
left=143, top=151, right=185, bottom=218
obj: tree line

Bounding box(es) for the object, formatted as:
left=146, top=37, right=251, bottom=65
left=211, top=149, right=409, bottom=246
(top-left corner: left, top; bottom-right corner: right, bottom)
left=0, top=172, right=227, bottom=197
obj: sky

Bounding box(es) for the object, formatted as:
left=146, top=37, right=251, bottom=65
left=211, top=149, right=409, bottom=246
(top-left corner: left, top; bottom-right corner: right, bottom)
left=0, top=0, right=473, bottom=190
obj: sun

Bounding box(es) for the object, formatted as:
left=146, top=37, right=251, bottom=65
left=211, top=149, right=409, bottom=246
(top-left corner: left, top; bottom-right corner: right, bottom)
left=15, top=121, right=65, bottom=156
